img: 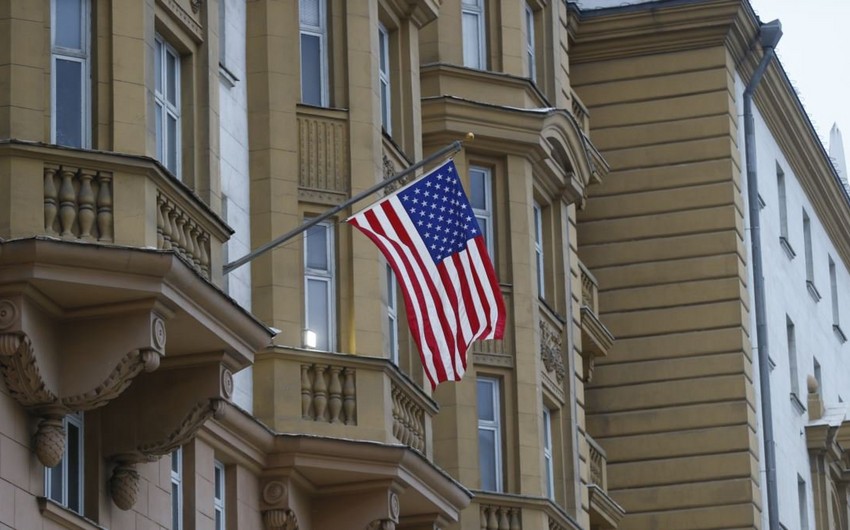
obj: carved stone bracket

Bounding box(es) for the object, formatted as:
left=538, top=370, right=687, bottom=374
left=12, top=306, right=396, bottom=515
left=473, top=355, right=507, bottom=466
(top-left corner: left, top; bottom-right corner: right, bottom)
left=263, top=509, right=298, bottom=530
left=137, top=398, right=225, bottom=457
left=109, top=462, right=141, bottom=511
left=539, top=319, right=565, bottom=383
left=367, top=520, right=396, bottom=530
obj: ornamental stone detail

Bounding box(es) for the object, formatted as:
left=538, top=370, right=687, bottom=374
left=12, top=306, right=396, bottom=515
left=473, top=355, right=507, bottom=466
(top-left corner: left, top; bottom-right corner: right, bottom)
left=263, top=509, right=298, bottom=530
left=109, top=463, right=141, bottom=511
left=539, top=319, right=565, bottom=383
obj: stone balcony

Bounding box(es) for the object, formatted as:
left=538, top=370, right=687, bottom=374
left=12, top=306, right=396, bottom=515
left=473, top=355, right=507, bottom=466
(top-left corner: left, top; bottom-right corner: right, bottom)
left=578, top=260, right=614, bottom=383
left=472, top=491, right=582, bottom=530
left=0, top=140, right=272, bottom=510
left=587, top=434, right=625, bottom=529
left=296, top=105, right=350, bottom=205
left=254, top=346, right=438, bottom=459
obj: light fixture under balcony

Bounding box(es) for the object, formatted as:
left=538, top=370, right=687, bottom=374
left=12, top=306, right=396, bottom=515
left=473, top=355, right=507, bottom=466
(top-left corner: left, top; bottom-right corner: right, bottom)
left=303, top=329, right=318, bottom=349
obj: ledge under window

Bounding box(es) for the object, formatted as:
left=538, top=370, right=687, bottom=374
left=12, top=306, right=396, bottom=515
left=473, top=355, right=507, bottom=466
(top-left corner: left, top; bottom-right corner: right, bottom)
left=37, top=497, right=105, bottom=530
left=807, top=280, right=821, bottom=303
left=790, top=392, right=806, bottom=415
left=834, top=324, right=847, bottom=344
left=780, top=237, right=796, bottom=260
left=219, top=62, right=239, bottom=88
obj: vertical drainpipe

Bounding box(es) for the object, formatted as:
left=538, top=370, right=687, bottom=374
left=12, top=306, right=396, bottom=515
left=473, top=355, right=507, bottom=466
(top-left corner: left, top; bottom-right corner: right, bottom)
left=744, top=19, right=782, bottom=530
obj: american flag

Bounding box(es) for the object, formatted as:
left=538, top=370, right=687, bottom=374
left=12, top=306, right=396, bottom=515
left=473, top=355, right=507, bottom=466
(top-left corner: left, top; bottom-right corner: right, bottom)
left=348, top=160, right=506, bottom=388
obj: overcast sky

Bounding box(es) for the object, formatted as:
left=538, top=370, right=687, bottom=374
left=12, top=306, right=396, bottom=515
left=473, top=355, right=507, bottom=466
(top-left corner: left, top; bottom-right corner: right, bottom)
left=748, top=0, right=850, bottom=157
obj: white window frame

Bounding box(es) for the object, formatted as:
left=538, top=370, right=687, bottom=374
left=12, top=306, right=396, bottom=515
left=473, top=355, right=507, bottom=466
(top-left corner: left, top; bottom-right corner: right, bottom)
left=525, top=3, right=536, bottom=82
left=299, top=0, right=329, bottom=107
left=154, top=35, right=182, bottom=179
left=386, top=263, right=399, bottom=364
left=462, top=0, right=487, bottom=69
left=470, top=166, right=494, bottom=259
left=477, top=377, right=503, bottom=492
left=787, top=316, right=799, bottom=400
left=304, top=220, right=336, bottom=351
left=542, top=407, right=554, bottom=499
left=50, top=0, right=91, bottom=148
left=798, top=474, right=809, bottom=530
left=45, top=413, right=84, bottom=514
left=378, top=23, right=392, bottom=135
left=171, top=448, right=183, bottom=530
left=214, top=461, right=225, bottom=530
left=533, top=202, right=545, bottom=298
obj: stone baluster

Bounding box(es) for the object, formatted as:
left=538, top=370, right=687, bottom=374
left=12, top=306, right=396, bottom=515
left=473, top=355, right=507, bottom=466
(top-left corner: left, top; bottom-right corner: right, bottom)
left=44, top=166, right=58, bottom=234
left=160, top=199, right=174, bottom=250
left=58, top=166, right=78, bottom=237
left=96, top=172, right=113, bottom=241
left=391, top=389, right=401, bottom=440
left=156, top=194, right=166, bottom=249
left=199, top=232, right=210, bottom=277
left=187, top=222, right=201, bottom=269
left=342, top=368, right=355, bottom=424
left=312, top=364, right=328, bottom=421
left=172, top=208, right=186, bottom=256
left=77, top=169, right=96, bottom=240
left=327, top=366, right=343, bottom=423
left=487, top=507, right=499, bottom=530
left=509, top=509, right=521, bottom=530
left=498, top=508, right=510, bottom=530
left=301, top=364, right=313, bottom=419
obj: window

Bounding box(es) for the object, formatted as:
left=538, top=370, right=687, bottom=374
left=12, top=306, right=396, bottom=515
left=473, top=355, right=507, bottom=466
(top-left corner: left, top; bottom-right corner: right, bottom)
left=51, top=0, right=90, bottom=148
left=798, top=475, right=809, bottom=530
left=378, top=24, right=391, bottom=135
left=542, top=407, right=554, bottom=500
left=304, top=221, right=335, bottom=351
left=533, top=203, right=544, bottom=298
left=155, top=36, right=181, bottom=178
left=829, top=256, right=846, bottom=341
left=218, top=0, right=226, bottom=65
left=171, top=448, right=183, bottom=530
left=525, top=3, right=536, bottom=82
left=803, top=210, right=819, bottom=300
left=477, top=377, right=502, bottom=492
left=300, top=0, right=328, bottom=106
left=45, top=413, right=84, bottom=514
left=787, top=317, right=800, bottom=402
left=469, top=166, right=494, bottom=259
left=777, top=166, right=794, bottom=258
left=386, top=263, right=399, bottom=364
left=214, top=461, right=225, bottom=530
left=462, top=0, right=486, bottom=69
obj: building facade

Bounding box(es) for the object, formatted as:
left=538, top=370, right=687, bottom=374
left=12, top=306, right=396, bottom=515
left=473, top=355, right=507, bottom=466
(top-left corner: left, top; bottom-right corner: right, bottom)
left=0, top=1, right=623, bottom=530
left=571, top=0, right=850, bottom=529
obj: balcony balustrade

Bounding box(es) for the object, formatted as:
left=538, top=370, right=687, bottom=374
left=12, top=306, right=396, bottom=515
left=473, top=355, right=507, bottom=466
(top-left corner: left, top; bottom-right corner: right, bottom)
left=297, top=105, right=350, bottom=202
left=472, top=491, right=582, bottom=530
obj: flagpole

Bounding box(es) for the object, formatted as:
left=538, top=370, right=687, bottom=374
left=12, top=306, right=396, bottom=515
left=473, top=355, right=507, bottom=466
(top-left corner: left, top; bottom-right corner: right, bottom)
left=223, top=137, right=469, bottom=275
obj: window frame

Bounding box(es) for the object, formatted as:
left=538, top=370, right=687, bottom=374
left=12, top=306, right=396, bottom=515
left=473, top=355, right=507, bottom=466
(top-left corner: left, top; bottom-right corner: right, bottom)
left=533, top=202, right=545, bottom=299
left=461, top=0, right=487, bottom=70
left=171, top=448, right=183, bottom=530
left=786, top=316, right=802, bottom=412
left=477, top=376, right=503, bottom=493
left=802, top=209, right=819, bottom=301
left=299, top=0, right=329, bottom=107
left=542, top=407, right=554, bottom=500
left=525, top=3, right=536, bottom=82
left=154, top=34, right=182, bottom=179
left=469, top=165, right=494, bottom=260
left=378, top=23, right=392, bottom=136
left=50, top=0, right=91, bottom=148
left=304, top=220, right=336, bottom=351
left=777, top=165, right=795, bottom=259
left=213, top=460, right=225, bottom=530
left=44, top=413, right=84, bottom=514
left=386, top=263, right=399, bottom=364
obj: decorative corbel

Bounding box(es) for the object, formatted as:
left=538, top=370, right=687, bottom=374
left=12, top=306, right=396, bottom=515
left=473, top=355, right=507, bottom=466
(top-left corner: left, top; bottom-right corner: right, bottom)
left=261, top=478, right=298, bottom=530
left=263, top=509, right=298, bottom=530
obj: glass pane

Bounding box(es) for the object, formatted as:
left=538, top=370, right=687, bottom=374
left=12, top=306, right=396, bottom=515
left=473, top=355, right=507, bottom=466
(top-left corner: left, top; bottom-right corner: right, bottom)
left=215, top=510, right=223, bottom=530
left=388, top=318, right=396, bottom=355
left=67, top=423, right=80, bottom=512
left=478, top=429, right=497, bottom=491
left=172, top=482, right=180, bottom=529
left=155, top=40, right=163, bottom=93
left=55, top=59, right=83, bottom=148
left=214, top=466, right=222, bottom=499
left=167, top=114, right=178, bottom=175
left=386, top=266, right=395, bottom=306
left=470, top=169, right=487, bottom=209
left=48, top=462, right=64, bottom=503
left=300, top=0, right=320, bottom=27
left=171, top=451, right=179, bottom=474
left=545, top=454, right=553, bottom=498
left=306, top=279, right=330, bottom=350
left=380, top=81, right=390, bottom=131
left=155, top=103, right=163, bottom=161
left=306, top=224, right=328, bottom=270
left=477, top=379, right=495, bottom=421
left=55, top=0, right=83, bottom=49
left=300, top=34, right=323, bottom=106
left=462, top=13, right=481, bottom=69
left=166, top=50, right=177, bottom=105
left=379, top=31, right=388, bottom=73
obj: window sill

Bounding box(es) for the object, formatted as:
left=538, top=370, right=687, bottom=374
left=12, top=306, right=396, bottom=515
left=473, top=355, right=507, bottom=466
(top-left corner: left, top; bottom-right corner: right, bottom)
left=37, top=497, right=105, bottom=530
left=780, top=237, right=796, bottom=260
left=768, top=356, right=776, bottom=371
left=807, top=281, right=822, bottom=302
left=790, top=392, right=806, bottom=415
left=218, top=62, right=239, bottom=88
left=834, top=324, right=847, bottom=344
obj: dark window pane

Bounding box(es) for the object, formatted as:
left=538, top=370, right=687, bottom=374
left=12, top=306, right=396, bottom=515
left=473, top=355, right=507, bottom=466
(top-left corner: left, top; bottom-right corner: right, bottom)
left=55, top=59, right=83, bottom=148
left=305, top=225, right=328, bottom=270
left=306, top=279, right=330, bottom=350
left=166, top=51, right=177, bottom=105
left=300, top=34, right=323, bottom=106
left=67, top=423, right=81, bottom=512
left=48, top=462, right=64, bottom=503
left=167, top=114, right=178, bottom=175
left=478, top=429, right=497, bottom=490
left=55, top=0, right=83, bottom=49
left=477, top=379, right=495, bottom=421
